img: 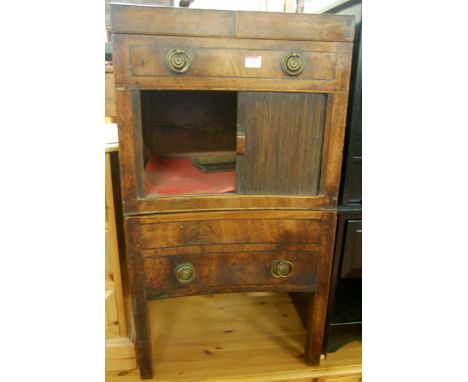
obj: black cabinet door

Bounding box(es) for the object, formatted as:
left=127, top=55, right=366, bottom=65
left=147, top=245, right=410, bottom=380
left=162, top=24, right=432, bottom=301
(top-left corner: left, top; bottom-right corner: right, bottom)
left=339, top=25, right=361, bottom=206
left=340, top=218, right=362, bottom=278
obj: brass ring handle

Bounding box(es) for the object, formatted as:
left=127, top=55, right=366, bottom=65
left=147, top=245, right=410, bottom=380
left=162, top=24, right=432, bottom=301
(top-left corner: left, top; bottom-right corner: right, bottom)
left=270, top=260, right=294, bottom=278
left=175, top=263, right=196, bottom=283
left=166, top=48, right=191, bottom=74
left=281, top=52, right=305, bottom=76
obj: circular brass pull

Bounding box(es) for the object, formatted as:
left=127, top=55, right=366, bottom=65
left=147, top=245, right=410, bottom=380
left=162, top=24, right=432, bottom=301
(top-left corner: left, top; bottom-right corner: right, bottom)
left=166, top=48, right=191, bottom=74
left=175, top=263, right=195, bottom=283
left=282, top=52, right=305, bottom=76
left=271, top=260, right=294, bottom=278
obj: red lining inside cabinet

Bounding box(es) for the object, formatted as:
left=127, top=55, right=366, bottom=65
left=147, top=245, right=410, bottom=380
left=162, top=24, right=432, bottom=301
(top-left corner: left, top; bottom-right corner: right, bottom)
left=144, top=157, right=236, bottom=196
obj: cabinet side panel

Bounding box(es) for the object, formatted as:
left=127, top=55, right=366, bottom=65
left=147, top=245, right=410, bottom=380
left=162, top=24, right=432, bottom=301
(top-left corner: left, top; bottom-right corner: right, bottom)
left=237, top=92, right=326, bottom=195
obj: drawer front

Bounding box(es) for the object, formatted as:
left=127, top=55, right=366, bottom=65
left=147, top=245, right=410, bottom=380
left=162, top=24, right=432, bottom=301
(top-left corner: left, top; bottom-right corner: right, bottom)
left=112, top=35, right=349, bottom=90
left=144, top=250, right=318, bottom=299
left=129, top=43, right=336, bottom=81
left=126, top=210, right=335, bottom=299
left=140, top=215, right=321, bottom=251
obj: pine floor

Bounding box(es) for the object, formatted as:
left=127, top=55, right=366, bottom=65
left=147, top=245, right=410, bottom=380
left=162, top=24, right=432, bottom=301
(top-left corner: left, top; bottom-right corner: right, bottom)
left=106, top=292, right=361, bottom=382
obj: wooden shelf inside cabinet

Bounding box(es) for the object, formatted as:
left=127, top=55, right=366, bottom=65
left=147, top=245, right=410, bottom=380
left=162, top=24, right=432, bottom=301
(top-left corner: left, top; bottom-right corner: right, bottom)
left=110, top=4, right=355, bottom=379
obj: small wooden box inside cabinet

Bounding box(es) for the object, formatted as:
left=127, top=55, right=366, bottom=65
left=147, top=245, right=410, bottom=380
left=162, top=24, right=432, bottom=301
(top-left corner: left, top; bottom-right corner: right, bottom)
left=111, top=4, right=354, bottom=379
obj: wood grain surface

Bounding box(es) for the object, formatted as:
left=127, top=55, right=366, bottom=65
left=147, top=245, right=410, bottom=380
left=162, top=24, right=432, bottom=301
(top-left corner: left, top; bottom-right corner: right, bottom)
left=124, top=218, right=153, bottom=379
left=141, top=90, right=236, bottom=157
left=112, top=34, right=352, bottom=92
left=140, top=216, right=322, bottom=249
left=143, top=251, right=319, bottom=299
left=106, top=337, right=137, bottom=372
left=105, top=292, right=361, bottom=382
left=110, top=5, right=354, bottom=42
left=237, top=92, right=327, bottom=195
left=128, top=41, right=336, bottom=81
left=304, top=212, right=337, bottom=365
left=110, top=5, right=236, bottom=37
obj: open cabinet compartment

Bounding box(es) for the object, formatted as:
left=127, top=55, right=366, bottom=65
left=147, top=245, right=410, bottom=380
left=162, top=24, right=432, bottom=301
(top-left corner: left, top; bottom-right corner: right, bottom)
left=139, top=90, right=328, bottom=198
left=141, top=90, right=238, bottom=196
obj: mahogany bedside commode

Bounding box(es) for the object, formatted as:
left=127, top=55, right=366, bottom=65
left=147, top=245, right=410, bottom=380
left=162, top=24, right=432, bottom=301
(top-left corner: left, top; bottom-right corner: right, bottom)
left=110, top=4, right=354, bottom=379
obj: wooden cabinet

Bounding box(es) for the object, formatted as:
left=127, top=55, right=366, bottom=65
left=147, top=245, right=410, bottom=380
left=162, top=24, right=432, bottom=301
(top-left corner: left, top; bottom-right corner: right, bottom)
left=111, top=4, right=354, bottom=379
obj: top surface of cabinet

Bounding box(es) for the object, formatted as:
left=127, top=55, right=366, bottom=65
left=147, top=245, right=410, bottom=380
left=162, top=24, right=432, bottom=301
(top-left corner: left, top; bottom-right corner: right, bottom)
left=110, top=4, right=355, bottom=41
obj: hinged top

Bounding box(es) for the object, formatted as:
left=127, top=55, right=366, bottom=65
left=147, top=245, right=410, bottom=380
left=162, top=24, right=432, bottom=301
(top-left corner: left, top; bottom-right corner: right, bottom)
left=109, top=3, right=355, bottom=42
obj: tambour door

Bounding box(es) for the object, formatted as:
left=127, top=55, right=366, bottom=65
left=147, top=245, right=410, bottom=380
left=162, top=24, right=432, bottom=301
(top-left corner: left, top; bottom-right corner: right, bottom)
left=236, top=92, right=327, bottom=195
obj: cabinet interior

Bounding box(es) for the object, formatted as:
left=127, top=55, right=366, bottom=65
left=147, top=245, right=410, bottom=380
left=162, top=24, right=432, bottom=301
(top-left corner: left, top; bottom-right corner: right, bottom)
left=140, top=90, right=327, bottom=197
left=141, top=90, right=237, bottom=197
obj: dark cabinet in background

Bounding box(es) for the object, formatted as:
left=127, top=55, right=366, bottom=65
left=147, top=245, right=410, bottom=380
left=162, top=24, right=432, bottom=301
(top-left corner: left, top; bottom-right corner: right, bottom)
left=339, top=217, right=362, bottom=279
left=323, top=0, right=362, bottom=352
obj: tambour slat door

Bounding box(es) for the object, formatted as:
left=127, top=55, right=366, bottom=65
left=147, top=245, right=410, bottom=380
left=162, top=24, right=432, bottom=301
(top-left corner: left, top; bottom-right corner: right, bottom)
left=236, top=92, right=327, bottom=195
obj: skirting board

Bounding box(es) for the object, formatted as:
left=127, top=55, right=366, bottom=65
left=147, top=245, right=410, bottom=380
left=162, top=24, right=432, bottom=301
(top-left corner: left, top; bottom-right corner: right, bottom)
left=106, top=337, right=137, bottom=372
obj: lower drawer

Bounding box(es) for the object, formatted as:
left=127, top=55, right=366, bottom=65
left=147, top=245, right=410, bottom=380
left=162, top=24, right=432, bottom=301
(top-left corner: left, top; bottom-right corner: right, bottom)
left=125, top=210, right=336, bottom=300
left=144, top=250, right=319, bottom=299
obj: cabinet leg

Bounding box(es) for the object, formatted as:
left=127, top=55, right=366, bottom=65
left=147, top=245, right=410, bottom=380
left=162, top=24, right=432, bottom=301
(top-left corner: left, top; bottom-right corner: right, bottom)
left=304, top=292, right=327, bottom=366
left=304, top=211, right=336, bottom=366
left=134, top=298, right=153, bottom=379
left=125, top=220, right=153, bottom=379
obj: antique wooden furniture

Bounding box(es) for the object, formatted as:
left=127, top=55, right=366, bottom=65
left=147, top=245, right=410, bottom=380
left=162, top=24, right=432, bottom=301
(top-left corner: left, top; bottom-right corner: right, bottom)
left=110, top=4, right=354, bottom=379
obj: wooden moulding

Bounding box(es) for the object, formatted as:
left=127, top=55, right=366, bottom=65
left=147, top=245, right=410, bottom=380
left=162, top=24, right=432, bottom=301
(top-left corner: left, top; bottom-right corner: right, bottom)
left=110, top=4, right=355, bottom=42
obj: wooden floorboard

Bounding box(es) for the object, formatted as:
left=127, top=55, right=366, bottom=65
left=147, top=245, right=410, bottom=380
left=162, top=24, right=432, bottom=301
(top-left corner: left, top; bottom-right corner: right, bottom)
left=106, top=292, right=361, bottom=381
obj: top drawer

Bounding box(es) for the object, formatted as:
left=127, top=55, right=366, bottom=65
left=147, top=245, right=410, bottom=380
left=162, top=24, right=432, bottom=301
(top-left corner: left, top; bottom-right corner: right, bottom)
left=133, top=210, right=329, bottom=257
left=112, top=35, right=352, bottom=91
left=128, top=40, right=335, bottom=81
